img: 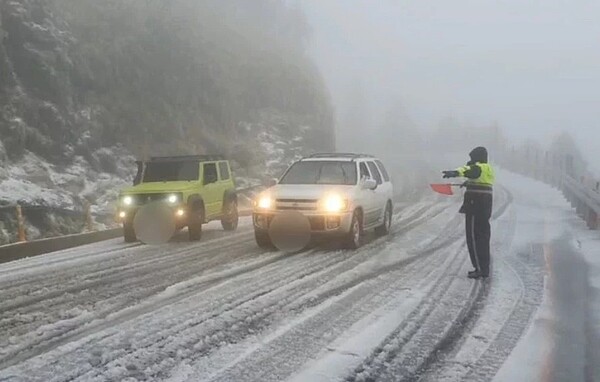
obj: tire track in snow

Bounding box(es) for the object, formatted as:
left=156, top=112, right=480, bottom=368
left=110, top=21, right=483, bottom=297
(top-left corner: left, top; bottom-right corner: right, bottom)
left=110, top=205, right=466, bottom=381
left=0, top=228, right=284, bottom=366
left=205, top=224, right=468, bottom=382
left=0, top=199, right=439, bottom=319
left=0, top=231, right=259, bottom=335
left=342, top=246, right=477, bottom=382
left=87, top=217, right=464, bottom=382
left=71, top=202, right=455, bottom=380
left=0, top=225, right=252, bottom=292
left=406, top=185, right=544, bottom=382
left=1, top=247, right=316, bottom=372
left=0, top=199, right=448, bottom=377
left=88, top=201, right=461, bottom=382
left=341, top=185, right=513, bottom=382
left=415, top=188, right=520, bottom=381
left=464, top=247, right=545, bottom=380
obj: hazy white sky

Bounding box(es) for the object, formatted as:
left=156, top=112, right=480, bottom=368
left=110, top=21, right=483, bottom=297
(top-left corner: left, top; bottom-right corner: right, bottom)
left=302, top=0, right=600, bottom=170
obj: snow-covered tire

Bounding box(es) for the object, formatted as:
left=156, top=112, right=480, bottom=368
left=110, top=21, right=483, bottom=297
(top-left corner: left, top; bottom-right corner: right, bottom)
left=375, top=202, right=392, bottom=236
left=255, top=230, right=276, bottom=250
left=188, top=207, right=204, bottom=241
left=123, top=222, right=137, bottom=243
left=344, top=210, right=363, bottom=249
left=221, top=199, right=239, bottom=231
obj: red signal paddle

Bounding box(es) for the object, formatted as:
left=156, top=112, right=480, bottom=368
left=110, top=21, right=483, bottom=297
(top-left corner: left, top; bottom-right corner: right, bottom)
left=430, top=183, right=464, bottom=196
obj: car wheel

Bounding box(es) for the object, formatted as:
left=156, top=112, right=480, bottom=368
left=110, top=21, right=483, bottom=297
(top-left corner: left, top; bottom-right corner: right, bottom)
left=221, top=199, right=239, bottom=231
left=255, top=230, right=276, bottom=250
left=375, top=202, right=392, bottom=236
left=188, top=207, right=204, bottom=241
left=123, top=222, right=137, bottom=243
left=344, top=210, right=363, bottom=249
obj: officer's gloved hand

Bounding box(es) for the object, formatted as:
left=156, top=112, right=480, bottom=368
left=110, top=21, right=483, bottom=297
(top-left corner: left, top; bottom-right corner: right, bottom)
left=442, top=170, right=460, bottom=179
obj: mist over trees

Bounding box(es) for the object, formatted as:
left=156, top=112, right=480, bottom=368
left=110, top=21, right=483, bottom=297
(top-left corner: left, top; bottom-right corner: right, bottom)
left=0, top=0, right=336, bottom=240
left=0, top=0, right=334, bottom=168
left=337, top=80, right=369, bottom=153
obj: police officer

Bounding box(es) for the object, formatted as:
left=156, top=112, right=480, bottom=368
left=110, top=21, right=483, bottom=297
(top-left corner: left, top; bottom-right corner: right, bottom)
left=442, top=147, right=495, bottom=279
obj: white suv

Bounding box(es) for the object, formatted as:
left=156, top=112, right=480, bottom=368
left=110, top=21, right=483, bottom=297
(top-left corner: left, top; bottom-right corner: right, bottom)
left=253, top=153, right=394, bottom=249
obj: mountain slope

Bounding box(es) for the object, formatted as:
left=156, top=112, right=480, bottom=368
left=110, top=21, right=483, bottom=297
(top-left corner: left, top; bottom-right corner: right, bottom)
left=0, top=0, right=334, bottom=243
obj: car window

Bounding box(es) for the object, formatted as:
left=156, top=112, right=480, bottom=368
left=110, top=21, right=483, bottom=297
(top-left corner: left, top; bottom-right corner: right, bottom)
left=143, top=161, right=199, bottom=182
left=203, top=163, right=218, bottom=185
left=133, top=161, right=143, bottom=185
left=375, top=160, right=390, bottom=182
left=218, top=162, right=230, bottom=180
left=279, top=161, right=357, bottom=185
left=359, top=162, right=370, bottom=180
left=367, top=162, right=383, bottom=184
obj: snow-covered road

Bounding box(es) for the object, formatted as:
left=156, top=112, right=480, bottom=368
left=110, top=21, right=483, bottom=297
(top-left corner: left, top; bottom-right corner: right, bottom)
left=0, top=170, right=598, bottom=382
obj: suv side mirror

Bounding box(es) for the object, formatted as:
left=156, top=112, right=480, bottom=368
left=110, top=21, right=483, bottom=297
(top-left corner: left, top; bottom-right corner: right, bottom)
left=265, top=178, right=278, bottom=188
left=362, top=178, right=377, bottom=190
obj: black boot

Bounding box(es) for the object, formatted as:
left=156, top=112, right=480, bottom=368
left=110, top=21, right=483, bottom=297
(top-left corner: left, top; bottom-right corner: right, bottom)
left=468, top=271, right=490, bottom=279
left=467, top=269, right=478, bottom=277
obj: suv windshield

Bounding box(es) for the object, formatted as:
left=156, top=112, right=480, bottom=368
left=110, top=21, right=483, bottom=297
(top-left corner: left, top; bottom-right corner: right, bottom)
left=279, top=161, right=357, bottom=185
left=142, top=161, right=199, bottom=182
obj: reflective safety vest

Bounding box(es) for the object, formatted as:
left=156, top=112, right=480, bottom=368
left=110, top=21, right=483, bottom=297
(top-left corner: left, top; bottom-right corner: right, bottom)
left=456, top=162, right=495, bottom=192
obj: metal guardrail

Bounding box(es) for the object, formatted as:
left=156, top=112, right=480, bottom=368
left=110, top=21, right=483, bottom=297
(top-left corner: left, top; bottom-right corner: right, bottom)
left=0, top=202, right=105, bottom=244
left=0, top=185, right=263, bottom=244
left=0, top=185, right=263, bottom=263
left=562, top=176, right=600, bottom=229
left=0, top=228, right=122, bottom=264
left=498, top=145, right=600, bottom=230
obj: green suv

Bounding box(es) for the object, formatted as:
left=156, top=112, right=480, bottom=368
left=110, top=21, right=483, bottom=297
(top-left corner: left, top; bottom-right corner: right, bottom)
left=117, top=155, right=238, bottom=242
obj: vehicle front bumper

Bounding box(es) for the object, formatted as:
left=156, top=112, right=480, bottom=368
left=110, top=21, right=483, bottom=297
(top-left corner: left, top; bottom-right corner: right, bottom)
left=118, top=204, right=190, bottom=228
left=252, top=210, right=353, bottom=235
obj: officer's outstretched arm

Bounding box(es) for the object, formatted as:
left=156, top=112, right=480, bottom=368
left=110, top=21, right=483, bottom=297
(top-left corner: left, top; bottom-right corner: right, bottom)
left=442, top=170, right=460, bottom=179
left=457, top=164, right=482, bottom=179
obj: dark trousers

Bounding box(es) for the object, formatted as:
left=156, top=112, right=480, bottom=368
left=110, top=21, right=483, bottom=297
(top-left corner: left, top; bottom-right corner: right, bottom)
left=465, top=212, right=491, bottom=275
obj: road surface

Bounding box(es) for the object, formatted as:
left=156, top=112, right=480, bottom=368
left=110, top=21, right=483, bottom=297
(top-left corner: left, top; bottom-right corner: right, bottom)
left=0, top=170, right=597, bottom=381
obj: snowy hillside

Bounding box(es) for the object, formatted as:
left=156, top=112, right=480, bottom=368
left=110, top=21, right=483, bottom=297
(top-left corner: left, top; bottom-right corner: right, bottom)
left=0, top=0, right=334, bottom=243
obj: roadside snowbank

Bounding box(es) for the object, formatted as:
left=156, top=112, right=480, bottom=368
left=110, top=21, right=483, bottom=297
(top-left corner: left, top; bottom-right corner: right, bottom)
left=493, top=170, right=600, bottom=381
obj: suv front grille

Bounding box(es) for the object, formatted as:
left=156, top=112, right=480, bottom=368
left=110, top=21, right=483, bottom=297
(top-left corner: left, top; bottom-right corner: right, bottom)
left=131, top=193, right=170, bottom=205
left=275, top=199, right=318, bottom=211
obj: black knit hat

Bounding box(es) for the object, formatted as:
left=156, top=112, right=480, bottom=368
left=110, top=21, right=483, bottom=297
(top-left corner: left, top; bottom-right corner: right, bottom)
left=469, top=146, right=488, bottom=163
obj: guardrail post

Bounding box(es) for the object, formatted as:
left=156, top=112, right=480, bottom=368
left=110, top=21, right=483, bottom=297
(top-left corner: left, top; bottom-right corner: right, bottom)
left=84, top=201, right=94, bottom=232
left=588, top=210, right=598, bottom=230
left=16, top=204, right=27, bottom=242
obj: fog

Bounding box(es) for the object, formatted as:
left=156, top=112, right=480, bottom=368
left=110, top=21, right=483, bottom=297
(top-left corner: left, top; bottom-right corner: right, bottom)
left=302, top=0, right=600, bottom=172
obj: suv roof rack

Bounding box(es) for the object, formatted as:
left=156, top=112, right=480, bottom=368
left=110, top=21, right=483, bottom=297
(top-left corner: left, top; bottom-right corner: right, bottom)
left=148, top=155, right=225, bottom=162
left=307, top=153, right=375, bottom=159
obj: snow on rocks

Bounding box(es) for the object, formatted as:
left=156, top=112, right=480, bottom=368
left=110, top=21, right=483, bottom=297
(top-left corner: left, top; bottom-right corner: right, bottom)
left=0, top=150, right=132, bottom=210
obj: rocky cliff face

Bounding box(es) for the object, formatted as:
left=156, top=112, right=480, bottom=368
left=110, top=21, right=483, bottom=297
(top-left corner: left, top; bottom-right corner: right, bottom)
left=0, top=0, right=334, bottom=243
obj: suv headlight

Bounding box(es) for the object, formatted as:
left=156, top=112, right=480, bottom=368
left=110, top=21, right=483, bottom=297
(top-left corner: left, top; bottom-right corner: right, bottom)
left=166, top=194, right=179, bottom=204
left=256, top=195, right=273, bottom=210
left=322, top=195, right=348, bottom=213
left=122, top=195, right=134, bottom=206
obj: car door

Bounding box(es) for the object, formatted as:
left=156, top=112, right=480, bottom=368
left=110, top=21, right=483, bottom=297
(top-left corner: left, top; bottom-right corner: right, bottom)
left=202, top=162, right=220, bottom=218
left=217, top=161, right=233, bottom=208
left=367, top=161, right=386, bottom=226
left=358, top=161, right=379, bottom=228
left=375, top=159, right=394, bottom=205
